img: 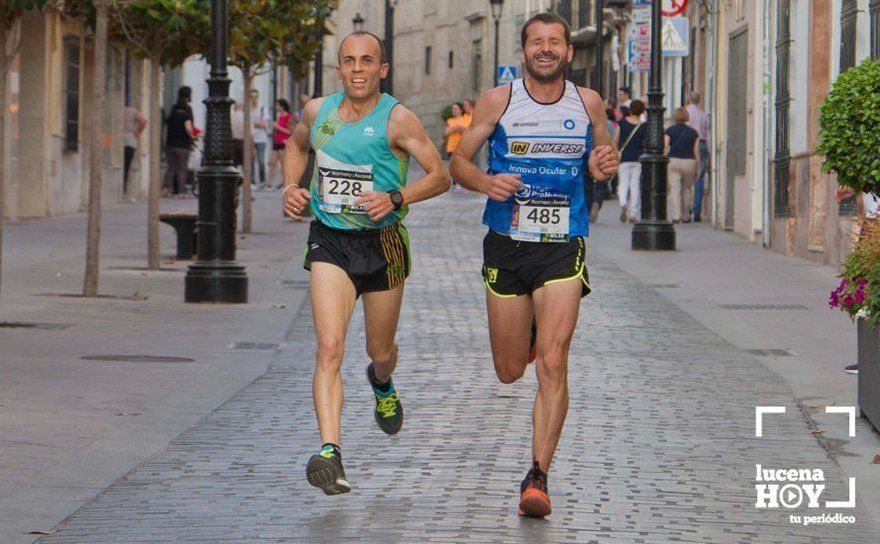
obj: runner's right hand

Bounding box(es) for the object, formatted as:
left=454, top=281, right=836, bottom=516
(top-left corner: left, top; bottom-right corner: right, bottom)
left=485, top=173, right=524, bottom=202
left=283, top=186, right=311, bottom=221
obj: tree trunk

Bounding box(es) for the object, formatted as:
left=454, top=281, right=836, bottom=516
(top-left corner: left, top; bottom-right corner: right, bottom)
left=83, top=2, right=109, bottom=296
left=0, top=26, right=6, bottom=305
left=147, top=47, right=161, bottom=269
left=241, top=71, right=253, bottom=233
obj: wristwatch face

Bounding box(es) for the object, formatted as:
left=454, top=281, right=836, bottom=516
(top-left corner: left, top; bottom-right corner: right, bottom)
left=390, top=191, right=404, bottom=209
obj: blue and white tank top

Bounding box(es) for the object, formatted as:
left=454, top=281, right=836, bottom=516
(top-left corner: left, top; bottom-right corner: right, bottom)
left=483, top=78, right=593, bottom=241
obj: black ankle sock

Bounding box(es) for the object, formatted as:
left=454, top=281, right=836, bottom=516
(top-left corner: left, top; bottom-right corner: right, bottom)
left=368, top=363, right=392, bottom=393
left=322, top=443, right=341, bottom=459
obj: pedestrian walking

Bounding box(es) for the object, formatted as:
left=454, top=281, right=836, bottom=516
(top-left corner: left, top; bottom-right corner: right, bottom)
left=617, top=99, right=646, bottom=223
left=231, top=101, right=245, bottom=169
left=161, top=86, right=195, bottom=198
left=686, top=91, right=711, bottom=222
left=123, top=106, right=147, bottom=194
left=450, top=12, right=618, bottom=518
left=444, top=102, right=469, bottom=158
left=249, top=89, right=270, bottom=188
left=266, top=98, right=294, bottom=189
left=665, top=107, right=701, bottom=223
left=588, top=107, right=619, bottom=223
left=281, top=31, right=450, bottom=496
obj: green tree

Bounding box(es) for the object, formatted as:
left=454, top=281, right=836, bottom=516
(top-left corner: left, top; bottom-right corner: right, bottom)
left=229, top=0, right=336, bottom=233
left=818, top=58, right=880, bottom=195
left=110, top=0, right=210, bottom=269
left=0, top=0, right=52, bottom=304
left=64, top=0, right=113, bottom=296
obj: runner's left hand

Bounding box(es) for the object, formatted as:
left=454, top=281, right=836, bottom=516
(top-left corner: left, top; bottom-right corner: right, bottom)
left=355, top=191, right=395, bottom=222
left=589, top=145, right=618, bottom=181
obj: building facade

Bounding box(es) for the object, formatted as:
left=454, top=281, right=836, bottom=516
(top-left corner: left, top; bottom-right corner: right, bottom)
left=2, top=10, right=152, bottom=221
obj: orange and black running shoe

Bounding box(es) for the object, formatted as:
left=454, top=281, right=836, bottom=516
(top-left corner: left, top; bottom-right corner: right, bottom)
left=518, top=460, right=551, bottom=517
left=528, top=319, right=537, bottom=364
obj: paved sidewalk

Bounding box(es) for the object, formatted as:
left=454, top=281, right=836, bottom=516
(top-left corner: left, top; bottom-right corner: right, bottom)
left=0, top=192, right=311, bottom=543
left=33, top=195, right=879, bottom=543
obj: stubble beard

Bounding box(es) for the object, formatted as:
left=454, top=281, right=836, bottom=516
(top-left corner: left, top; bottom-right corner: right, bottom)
left=525, top=54, right=568, bottom=83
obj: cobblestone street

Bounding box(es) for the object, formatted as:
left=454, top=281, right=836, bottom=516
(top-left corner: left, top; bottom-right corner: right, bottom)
left=38, top=196, right=879, bottom=543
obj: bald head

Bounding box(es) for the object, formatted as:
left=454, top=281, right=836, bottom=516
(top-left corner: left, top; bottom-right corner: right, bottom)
left=338, top=31, right=386, bottom=64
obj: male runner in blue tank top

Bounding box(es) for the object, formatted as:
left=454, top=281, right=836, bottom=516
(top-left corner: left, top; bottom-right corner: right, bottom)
left=282, top=31, right=449, bottom=495
left=450, top=13, right=618, bottom=517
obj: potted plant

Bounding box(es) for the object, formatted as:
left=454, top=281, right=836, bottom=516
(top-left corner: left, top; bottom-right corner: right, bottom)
left=820, top=57, right=880, bottom=431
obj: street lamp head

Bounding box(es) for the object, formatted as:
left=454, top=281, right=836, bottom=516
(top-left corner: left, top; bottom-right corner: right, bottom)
left=352, top=12, right=365, bottom=32
left=490, top=0, right=504, bottom=21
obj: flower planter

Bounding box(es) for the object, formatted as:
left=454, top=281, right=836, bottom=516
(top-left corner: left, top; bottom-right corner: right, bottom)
left=857, top=319, right=880, bottom=432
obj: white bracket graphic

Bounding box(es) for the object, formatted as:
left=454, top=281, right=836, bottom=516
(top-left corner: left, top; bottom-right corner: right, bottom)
left=825, top=406, right=857, bottom=437
left=826, top=478, right=856, bottom=508
left=755, top=406, right=786, bottom=437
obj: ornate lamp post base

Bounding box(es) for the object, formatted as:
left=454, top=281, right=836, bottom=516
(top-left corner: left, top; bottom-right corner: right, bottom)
left=185, top=261, right=248, bottom=303
left=632, top=222, right=676, bottom=250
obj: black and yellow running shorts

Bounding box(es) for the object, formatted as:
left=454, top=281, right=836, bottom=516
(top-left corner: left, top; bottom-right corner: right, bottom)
left=304, top=219, right=411, bottom=296
left=481, top=230, right=591, bottom=298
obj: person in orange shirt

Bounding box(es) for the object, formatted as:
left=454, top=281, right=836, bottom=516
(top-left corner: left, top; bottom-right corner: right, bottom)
left=445, top=102, right=471, bottom=191
left=445, top=102, right=470, bottom=155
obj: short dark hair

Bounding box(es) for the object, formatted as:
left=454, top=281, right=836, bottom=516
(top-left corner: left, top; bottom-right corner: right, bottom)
left=618, top=86, right=631, bottom=96
left=338, top=31, right=387, bottom=64
left=628, top=99, right=645, bottom=116
left=521, top=13, right=571, bottom=48
left=276, top=98, right=291, bottom=113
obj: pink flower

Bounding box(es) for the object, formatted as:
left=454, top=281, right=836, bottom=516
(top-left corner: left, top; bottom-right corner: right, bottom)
left=856, top=290, right=866, bottom=303
left=830, top=291, right=841, bottom=308
left=858, top=279, right=869, bottom=288
left=844, top=295, right=855, bottom=308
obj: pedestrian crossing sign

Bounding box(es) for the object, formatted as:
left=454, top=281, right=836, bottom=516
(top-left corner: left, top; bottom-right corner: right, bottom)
left=498, top=66, right=517, bottom=84
left=661, top=17, right=689, bottom=56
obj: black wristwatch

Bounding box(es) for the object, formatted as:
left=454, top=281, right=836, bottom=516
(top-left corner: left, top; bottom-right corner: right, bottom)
left=388, top=190, right=405, bottom=210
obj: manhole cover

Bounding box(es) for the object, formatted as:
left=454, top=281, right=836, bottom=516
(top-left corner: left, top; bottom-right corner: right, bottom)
left=229, top=342, right=279, bottom=351
left=719, top=304, right=809, bottom=311
left=81, top=355, right=196, bottom=363
left=0, top=322, right=73, bottom=330
left=745, top=348, right=795, bottom=357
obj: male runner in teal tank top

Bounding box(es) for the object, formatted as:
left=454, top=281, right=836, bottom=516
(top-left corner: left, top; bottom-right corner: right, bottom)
left=282, top=31, right=450, bottom=495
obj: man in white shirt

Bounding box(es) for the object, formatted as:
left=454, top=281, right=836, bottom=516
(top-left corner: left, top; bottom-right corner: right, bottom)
left=686, top=92, right=711, bottom=222
left=249, top=89, right=271, bottom=188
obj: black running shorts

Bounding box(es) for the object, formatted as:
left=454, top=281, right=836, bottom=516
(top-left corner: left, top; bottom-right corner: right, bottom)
left=481, top=230, right=591, bottom=298
left=304, top=219, right=411, bottom=296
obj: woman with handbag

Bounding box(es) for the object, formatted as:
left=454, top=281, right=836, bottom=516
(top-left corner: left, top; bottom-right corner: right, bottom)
left=616, top=100, right=647, bottom=223
left=664, top=107, right=701, bottom=223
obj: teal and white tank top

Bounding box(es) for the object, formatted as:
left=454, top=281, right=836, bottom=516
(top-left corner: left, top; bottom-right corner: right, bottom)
left=308, top=92, right=409, bottom=230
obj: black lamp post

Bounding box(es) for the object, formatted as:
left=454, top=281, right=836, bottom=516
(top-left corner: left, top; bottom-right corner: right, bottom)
left=491, top=0, right=504, bottom=86
left=352, top=12, right=365, bottom=32
left=381, top=0, right=398, bottom=94
left=631, top=0, right=675, bottom=250
left=185, top=0, right=248, bottom=302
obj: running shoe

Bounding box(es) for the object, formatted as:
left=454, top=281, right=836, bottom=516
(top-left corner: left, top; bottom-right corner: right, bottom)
left=306, top=445, right=351, bottom=495
left=528, top=319, right=537, bottom=364
left=518, top=460, right=551, bottom=517
left=844, top=363, right=859, bottom=375
left=367, top=363, right=404, bottom=435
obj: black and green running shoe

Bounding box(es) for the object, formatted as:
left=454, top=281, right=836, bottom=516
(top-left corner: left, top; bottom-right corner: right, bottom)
left=366, top=363, right=404, bottom=435
left=306, top=445, right=351, bottom=495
